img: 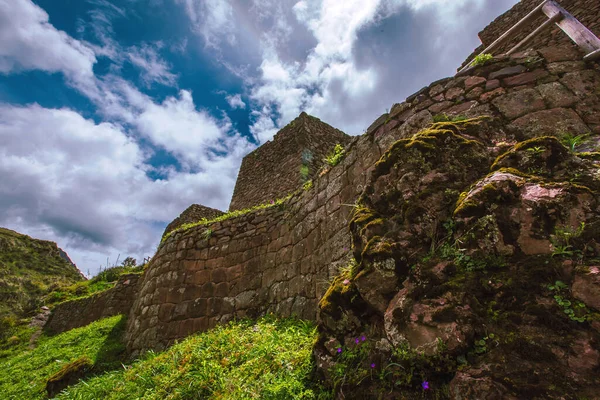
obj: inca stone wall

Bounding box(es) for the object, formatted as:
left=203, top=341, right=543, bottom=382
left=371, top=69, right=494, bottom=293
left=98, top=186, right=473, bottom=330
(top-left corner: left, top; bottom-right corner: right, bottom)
left=124, top=0, right=600, bottom=356
left=45, top=273, right=140, bottom=334
left=229, top=112, right=351, bottom=211
left=162, top=204, right=224, bottom=239
left=461, top=0, right=600, bottom=69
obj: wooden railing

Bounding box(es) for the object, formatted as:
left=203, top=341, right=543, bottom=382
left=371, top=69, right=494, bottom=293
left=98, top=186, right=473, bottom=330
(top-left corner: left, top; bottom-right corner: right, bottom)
left=458, top=0, right=600, bottom=76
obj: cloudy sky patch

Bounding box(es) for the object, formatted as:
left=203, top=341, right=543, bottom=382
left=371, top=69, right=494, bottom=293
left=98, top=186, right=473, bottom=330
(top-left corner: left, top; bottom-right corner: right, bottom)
left=0, top=0, right=518, bottom=276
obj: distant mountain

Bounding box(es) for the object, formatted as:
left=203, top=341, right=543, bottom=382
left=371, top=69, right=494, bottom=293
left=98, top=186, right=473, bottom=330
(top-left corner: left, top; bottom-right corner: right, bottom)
left=0, top=227, right=84, bottom=319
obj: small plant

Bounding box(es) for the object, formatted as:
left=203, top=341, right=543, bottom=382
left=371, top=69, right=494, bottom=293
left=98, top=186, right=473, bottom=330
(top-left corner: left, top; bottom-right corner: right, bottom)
left=325, top=144, right=345, bottom=167
left=202, top=228, right=213, bottom=240
left=547, top=280, right=590, bottom=322
left=474, top=333, right=496, bottom=354
left=471, top=53, right=493, bottom=67
left=303, top=180, right=313, bottom=191
left=560, top=133, right=588, bottom=152
left=550, top=222, right=585, bottom=258
left=300, top=164, right=310, bottom=182
left=526, top=146, right=545, bottom=155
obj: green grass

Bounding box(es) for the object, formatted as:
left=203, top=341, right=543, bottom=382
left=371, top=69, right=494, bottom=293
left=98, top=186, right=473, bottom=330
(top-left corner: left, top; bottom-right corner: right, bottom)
left=161, top=195, right=293, bottom=244
left=0, top=315, right=126, bottom=399
left=57, top=316, right=325, bottom=400
left=0, top=227, right=84, bottom=322
left=44, top=264, right=144, bottom=306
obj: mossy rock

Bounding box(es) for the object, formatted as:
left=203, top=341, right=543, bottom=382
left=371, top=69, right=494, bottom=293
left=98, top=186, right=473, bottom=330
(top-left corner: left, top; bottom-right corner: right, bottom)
left=46, top=356, right=93, bottom=397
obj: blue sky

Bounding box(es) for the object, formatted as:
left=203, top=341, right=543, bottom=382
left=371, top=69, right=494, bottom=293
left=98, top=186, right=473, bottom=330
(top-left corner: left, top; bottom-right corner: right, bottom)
left=0, top=0, right=519, bottom=276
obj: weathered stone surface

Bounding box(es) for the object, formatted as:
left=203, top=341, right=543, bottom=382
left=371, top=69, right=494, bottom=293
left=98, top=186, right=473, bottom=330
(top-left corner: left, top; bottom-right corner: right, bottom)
left=492, top=89, right=546, bottom=119
left=45, top=274, right=140, bottom=334
left=536, top=82, right=578, bottom=108
left=572, top=267, right=600, bottom=311
left=510, top=108, right=590, bottom=137
left=489, top=65, right=527, bottom=80
left=502, top=69, right=548, bottom=87
left=229, top=112, right=351, bottom=211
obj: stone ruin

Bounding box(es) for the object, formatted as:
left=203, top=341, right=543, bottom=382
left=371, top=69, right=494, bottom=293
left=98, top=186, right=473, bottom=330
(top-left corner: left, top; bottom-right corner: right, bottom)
left=44, top=4, right=600, bottom=394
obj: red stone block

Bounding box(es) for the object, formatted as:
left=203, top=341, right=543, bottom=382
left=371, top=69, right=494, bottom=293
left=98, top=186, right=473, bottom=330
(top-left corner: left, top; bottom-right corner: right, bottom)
left=503, top=69, right=548, bottom=87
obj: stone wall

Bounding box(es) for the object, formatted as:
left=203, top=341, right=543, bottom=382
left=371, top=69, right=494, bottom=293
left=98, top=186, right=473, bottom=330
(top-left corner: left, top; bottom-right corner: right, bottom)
left=228, top=112, right=351, bottom=211
left=125, top=44, right=600, bottom=355
left=461, top=0, right=600, bottom=69
left=45, top=274, right=140, bottom=334
left=162, top=204, right=224, bottom=239
left=124, top=0, right=600, bottom=355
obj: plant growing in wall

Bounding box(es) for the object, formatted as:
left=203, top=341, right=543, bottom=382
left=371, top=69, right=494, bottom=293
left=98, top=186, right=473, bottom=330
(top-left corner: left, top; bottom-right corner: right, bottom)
left=471, top=53, right=493, bottom=67
left=325, top=144, right=346, bottom=167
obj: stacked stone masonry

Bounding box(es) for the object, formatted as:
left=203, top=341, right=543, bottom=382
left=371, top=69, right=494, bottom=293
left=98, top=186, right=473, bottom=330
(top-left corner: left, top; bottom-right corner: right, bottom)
left=162, top=204, right=224, bottom=239
left=461, top=0, right=600, bottom=69
left=45, top=274, right=140, bottom=334
left=124, top=0, right=600, bottom=355
left=229, top=112, right=351, bottom=211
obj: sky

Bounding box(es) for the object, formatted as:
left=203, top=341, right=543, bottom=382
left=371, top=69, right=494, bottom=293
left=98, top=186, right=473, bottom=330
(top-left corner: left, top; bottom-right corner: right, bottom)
left=0, top=0, right=519, bottom=277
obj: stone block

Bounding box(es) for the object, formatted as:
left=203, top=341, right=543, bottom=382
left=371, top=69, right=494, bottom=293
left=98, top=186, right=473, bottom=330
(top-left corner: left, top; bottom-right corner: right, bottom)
left=510, top=108, right=590, bottom=138
left=492, top=89, right=545, bottom=119
left=536, top=82, right=578, bottom=108
left=488, top=65, right=526, bottom=80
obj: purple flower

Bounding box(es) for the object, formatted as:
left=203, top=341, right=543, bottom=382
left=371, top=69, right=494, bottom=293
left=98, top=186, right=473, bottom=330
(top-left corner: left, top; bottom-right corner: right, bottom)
left=422, top=381, right=429, bottom=390
left=355, top=338, right=360, bottom=344
left=361, top=335, right=366, bottom=342
left=370, top=363, right=376, bottom=368
left=337, top=347, right=342, bottom=354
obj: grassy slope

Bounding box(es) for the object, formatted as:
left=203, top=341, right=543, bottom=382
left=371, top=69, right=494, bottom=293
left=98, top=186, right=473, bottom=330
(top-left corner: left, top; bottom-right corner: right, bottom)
left=0, top=227, right=84, bottom=319
left=0, top=315, right=126, bottom=399
left=58, top=316, right=324, bottom=400
left=0, top=315, right=325, bottom=400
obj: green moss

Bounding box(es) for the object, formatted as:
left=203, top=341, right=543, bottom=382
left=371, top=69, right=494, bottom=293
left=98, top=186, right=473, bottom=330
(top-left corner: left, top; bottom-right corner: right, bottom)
left=490, top=136, right=568, bottom=171
left=374, top=117, right=489, bottom=177
left=162, top=194, right=293, bottom=244
left=47, top=356, right=92, bottom=384
left=578, top=152, right=600, bottom=161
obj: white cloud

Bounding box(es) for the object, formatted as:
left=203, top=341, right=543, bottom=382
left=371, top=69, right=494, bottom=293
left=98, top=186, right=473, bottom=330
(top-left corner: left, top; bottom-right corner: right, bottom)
left=177, top=0, right=237, bottom=48
left=0, top=0, right=96, bottom=86
left=127, top=42, right=179, bottom=87
left=0, top=103, right=251, bottom=276
left=225, top=94, right=246, bottom=109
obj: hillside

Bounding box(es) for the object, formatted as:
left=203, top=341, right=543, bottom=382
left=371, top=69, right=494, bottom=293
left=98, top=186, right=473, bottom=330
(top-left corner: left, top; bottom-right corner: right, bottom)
left=0, top=227, right=84, bottom=322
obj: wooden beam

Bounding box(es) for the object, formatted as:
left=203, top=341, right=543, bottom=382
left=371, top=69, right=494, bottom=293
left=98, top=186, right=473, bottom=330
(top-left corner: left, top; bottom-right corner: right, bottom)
left=542, top=0, right=600, bottom=55
left=584, top=48, right=600, bottom=61
left=507, top=12, right=564, bottom=55
left=458, top=1, right=548, bottom=73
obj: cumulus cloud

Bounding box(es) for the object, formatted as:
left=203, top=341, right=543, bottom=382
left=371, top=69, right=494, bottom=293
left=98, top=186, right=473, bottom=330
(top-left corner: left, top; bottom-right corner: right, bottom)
left=0, top=103, right=250, bottom=275
left=0, top=0, right=96, bottom=86
left=225, top=94, right=246, bottom=109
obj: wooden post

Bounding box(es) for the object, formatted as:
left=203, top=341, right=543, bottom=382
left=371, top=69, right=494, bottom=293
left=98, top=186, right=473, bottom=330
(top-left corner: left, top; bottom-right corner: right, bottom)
left=457, top=1, right=548, bottom=74
left=542, top=0, right=600, bottom=56
left=507, top=12, right=564, bottom=55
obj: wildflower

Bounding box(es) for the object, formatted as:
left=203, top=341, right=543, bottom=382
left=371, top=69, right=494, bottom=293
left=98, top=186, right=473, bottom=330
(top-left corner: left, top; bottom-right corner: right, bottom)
left=370, top=363, right=376, bottom=368
left=361, top=335, right=366, bottom=342
left=355, top=338, right=359, bottom=344
left=422, top=381, right=429, bottom=390
left=337, top=347, right=342, bottom=354
left=343, top=279, right=350, bottom=285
